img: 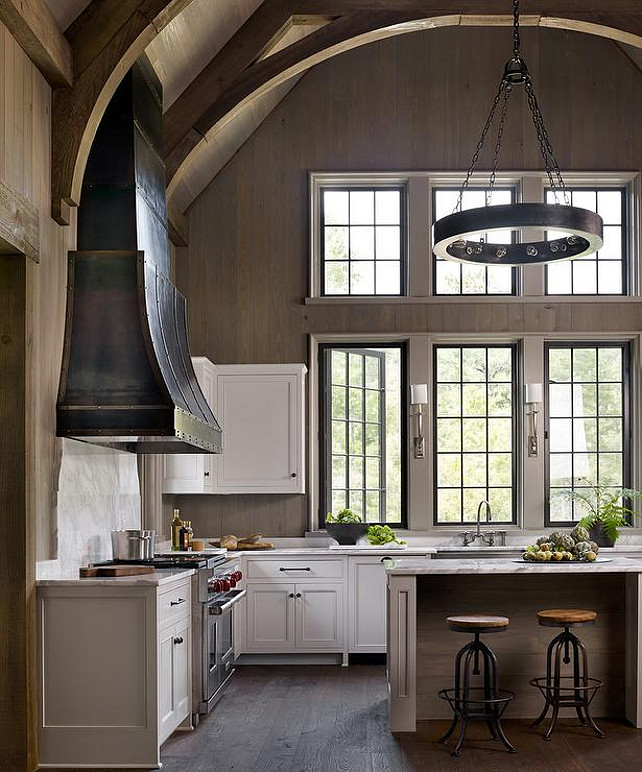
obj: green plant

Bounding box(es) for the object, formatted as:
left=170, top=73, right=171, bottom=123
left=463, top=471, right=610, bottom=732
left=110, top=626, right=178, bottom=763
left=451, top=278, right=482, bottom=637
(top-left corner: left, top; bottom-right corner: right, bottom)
left=560, top=478, right=642, bottom=544
left=366, top=524, right=406, bottom=546
left=326, top=508, right=362, bottom=524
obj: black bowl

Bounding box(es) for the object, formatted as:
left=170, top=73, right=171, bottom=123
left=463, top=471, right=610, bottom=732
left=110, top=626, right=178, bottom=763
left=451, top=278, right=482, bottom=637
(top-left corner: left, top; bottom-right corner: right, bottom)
left=325, top=522, right=368, bottom=545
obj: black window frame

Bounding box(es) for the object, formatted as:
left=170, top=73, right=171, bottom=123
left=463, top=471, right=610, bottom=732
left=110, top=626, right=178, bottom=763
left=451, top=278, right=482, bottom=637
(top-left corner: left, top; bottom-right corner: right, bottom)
left=318, top=341, right=408, bottom=528
left=432, top=342, right=520, bottom=526
left=320, top=184, right=408, bottom=297
left=431, top=185, right=519, bottom=296
left=544, top=340, right=631, bottom=527
left=544, top=185, right=629, bottom=296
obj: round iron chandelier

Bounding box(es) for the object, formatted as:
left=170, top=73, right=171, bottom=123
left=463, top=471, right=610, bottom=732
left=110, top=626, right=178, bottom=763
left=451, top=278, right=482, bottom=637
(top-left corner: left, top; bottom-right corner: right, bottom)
left=432, top=0, right=603, bottom=266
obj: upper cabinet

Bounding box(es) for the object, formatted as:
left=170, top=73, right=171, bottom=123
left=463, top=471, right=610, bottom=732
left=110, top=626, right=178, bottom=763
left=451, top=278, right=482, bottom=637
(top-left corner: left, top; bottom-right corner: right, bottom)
left=163, top=360, right=306, bottom=495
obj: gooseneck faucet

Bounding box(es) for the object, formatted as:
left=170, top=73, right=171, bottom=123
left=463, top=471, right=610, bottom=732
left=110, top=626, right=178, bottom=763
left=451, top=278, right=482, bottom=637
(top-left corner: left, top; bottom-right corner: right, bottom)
left=460, top=500, right=496, bottom=546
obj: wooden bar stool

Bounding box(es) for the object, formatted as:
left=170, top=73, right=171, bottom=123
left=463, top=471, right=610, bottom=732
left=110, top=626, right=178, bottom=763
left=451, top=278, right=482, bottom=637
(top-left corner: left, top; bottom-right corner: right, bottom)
left=438, top=614, right=516, bottom=757
left=530, top=608, right=605, bottom=741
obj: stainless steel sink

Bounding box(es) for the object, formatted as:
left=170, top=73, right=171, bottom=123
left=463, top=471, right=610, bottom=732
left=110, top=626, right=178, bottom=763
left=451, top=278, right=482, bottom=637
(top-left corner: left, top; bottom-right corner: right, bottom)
left=433, top=549, right=522, bottom=560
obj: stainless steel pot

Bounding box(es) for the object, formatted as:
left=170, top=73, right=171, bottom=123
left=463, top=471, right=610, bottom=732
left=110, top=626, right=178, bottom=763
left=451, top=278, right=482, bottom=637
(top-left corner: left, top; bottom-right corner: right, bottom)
left=111, top=529, right=156, bottom=561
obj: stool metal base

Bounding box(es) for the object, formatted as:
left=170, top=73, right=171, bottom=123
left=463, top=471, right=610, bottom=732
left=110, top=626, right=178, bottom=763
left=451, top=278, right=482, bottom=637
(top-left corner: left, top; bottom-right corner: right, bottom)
left=439, top=632, right=517, bottom=756
left=531, top=627, right=605, bottom=741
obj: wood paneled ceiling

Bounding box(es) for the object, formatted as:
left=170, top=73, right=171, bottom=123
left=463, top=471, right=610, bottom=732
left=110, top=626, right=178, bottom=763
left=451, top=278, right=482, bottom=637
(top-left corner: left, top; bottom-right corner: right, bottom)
left=31, top=0, right=642, bottom=229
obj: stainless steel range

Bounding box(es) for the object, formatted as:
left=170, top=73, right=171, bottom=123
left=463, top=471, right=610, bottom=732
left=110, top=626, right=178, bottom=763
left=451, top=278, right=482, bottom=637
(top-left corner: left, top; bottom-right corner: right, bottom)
left=97, top=551, right=245, bottom=721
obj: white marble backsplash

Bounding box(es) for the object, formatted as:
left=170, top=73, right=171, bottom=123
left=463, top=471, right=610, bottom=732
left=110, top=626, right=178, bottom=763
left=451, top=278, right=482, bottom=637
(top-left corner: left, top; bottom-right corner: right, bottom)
left=37, top=439, right=141, bottom=579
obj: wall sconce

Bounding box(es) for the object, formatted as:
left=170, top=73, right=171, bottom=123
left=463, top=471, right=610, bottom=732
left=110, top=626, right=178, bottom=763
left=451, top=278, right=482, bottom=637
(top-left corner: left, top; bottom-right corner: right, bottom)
left=410, top=384, right=428, bottom=459
left=525, top=383, right=543, bottom=458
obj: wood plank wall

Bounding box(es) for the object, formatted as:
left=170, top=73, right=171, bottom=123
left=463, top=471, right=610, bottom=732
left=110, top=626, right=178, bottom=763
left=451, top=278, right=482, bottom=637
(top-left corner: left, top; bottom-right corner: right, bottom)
left=174, top=26, right=642, bottom=538
left=0, top=20, right=75, bottom=771
left=415, top=573, right=626, bottom=720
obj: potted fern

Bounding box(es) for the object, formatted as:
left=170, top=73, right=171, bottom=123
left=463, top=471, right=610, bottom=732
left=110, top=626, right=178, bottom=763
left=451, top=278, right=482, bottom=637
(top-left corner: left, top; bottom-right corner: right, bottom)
left=561, top=478, right=642, bottom=547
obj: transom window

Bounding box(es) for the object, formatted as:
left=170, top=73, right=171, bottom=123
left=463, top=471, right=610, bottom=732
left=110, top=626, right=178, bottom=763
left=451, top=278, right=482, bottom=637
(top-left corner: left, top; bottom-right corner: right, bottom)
left=434, top=344, right=517, bottom=525
left=321, top=186, right=405, bottom=296
left=320, top=344, right=405, bottom=526
left=433, top=187, right=517, bottom=295
left=545, top=187, right=627, bottom=295
left=546, top=342, right=630, bottom=524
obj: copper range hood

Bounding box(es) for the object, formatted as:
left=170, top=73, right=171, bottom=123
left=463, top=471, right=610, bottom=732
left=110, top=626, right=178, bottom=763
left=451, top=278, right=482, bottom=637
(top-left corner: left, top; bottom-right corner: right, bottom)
left=57, top=60, right=221, bottom=454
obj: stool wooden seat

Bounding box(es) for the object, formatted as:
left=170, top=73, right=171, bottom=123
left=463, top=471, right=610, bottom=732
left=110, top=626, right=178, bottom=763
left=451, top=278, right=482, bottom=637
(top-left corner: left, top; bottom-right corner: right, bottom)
left=447, top=615, right=510, bottom=633
left=537, top=609, right=597, bottom=627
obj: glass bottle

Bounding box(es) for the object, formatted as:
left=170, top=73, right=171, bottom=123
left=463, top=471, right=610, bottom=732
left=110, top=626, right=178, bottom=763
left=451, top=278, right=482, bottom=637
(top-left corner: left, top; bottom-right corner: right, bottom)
left=171, top=508, right=182, bottom=551
left=179, top=520, right=193, bottom=551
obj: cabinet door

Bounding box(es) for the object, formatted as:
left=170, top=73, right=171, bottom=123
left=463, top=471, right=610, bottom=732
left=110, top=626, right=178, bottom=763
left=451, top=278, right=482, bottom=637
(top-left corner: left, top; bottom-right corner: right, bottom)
left=172, top=619, right=191, bottom=726
left=214, top=367, right=305, bottom=494
left=245, top=583, right=294, bottom=651
left=349, top=557, right=387, bottom=653
left=295, top=583, right=343, bottom=650
left=158, top=624, right=176, bottom=744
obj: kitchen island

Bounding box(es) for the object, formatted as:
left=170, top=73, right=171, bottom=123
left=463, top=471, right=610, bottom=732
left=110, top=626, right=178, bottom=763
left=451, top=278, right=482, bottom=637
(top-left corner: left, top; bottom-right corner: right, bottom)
left=385, top=557, right=642, bottom=732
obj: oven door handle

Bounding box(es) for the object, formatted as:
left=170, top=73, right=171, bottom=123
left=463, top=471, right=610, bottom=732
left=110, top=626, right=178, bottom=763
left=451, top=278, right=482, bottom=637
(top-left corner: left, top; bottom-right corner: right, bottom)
left=208, top=589, right=246, bottom=616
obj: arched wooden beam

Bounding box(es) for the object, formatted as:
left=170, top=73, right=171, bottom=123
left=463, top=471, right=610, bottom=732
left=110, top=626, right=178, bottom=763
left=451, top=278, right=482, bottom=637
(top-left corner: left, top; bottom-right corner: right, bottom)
left=50, top=0, right=196, bottom=225
left=166, top=6, right=642, bottom=206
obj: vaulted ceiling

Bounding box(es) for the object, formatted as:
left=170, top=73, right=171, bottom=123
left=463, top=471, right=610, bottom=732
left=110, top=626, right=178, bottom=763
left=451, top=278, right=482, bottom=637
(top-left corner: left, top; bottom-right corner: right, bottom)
left=34, top=0, right=642, bottom=234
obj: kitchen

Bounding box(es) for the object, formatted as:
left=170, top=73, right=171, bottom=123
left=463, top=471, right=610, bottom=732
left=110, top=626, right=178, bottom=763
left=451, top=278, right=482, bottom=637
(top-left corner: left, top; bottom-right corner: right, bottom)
left=4, top=1, right=642, bottom=771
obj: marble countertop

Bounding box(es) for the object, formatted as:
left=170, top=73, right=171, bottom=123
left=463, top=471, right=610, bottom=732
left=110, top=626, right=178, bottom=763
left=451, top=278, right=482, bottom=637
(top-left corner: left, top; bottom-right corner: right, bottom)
left=237, top=547, right=435, bottom=556
left=385, top=556, right=642, bottom=575
left=37, top=568, right=195, bottom=587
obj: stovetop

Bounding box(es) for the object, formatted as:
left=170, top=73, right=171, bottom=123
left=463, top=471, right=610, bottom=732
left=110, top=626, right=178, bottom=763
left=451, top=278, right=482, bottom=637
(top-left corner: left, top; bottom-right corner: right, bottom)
left=94, top=553, right=229, bottom=570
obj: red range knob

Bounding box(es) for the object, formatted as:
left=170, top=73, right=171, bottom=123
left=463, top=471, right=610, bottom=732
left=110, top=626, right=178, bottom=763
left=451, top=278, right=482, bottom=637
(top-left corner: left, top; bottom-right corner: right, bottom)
left=228, top=576, right=237, bottom=587
left=220, top=579, right=231, bottom=592
left=234, top=571, right=243, bottom=581
left=210, top=579, right=221, bottom=592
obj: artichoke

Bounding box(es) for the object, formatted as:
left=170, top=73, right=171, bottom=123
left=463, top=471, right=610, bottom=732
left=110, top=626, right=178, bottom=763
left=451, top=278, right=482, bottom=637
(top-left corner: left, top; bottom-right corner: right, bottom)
left=549, top=531, right=565, bottom=546
left=573, top=540, right=592, bottom=556
left=571, top=524, right=590, bottom=544
left=589, top=540, right=599, bottom=554
left=556, top=534, right=575, bottom=552
left=536, top=535, right=550, bottom=546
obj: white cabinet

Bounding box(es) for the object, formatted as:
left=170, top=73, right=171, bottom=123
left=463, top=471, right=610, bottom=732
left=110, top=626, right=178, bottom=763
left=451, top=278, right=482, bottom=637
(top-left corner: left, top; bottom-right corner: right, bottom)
left=348, top=556, right=388, bottom=653
left=158, top=616, right=191, bottom=745
left=243, top=557, right=344, bottom=653
left=162, top=360, right=306, bottom=494
left=37, top=575, right=192, bottom=769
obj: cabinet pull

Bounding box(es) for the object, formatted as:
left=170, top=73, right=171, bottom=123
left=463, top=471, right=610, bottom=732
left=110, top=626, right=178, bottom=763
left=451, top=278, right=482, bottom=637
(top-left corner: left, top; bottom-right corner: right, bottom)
left=204, top=471, right=210, bottom=477
left=173, top=636, right=184, bottom=645
left=170, top=597, right=186, bottom=606
left=380, top=557, right=394, bottom=563
left=296, top=593, right=302, bottom=598
left=279, top=567, right=310, bottom=572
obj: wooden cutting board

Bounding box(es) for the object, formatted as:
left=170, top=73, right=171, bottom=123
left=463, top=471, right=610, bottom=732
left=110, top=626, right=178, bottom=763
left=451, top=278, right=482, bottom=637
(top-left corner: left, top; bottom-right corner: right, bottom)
left=79, top=565, right=155, bottom=577
left=234, top=541, right=274, bottom=550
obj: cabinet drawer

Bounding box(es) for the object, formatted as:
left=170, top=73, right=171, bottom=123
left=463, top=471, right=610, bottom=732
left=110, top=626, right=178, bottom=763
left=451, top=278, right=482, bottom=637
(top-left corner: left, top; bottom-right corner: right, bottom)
left=246, top=558, right=344, bottom=582
left=158, top=579, right=191, bottom=626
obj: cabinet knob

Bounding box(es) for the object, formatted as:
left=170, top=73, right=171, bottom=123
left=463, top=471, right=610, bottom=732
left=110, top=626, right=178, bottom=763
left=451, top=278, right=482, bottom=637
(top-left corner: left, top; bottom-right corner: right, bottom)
left=173, top=636, right=184, bottom=645
left=290, top=472, right=297, bottom=478
left=296, top=593, right=302, bottom=598
left=204, top=471, right=210, bottom=477
left=288, top=593, right=295, bottom=598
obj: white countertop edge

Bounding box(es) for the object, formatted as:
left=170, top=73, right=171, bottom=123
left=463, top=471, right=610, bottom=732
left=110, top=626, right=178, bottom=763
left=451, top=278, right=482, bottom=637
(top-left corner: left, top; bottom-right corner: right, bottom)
left=385, top=557, right=642, bottom=575
left=36, top=568, right=196, bottom=587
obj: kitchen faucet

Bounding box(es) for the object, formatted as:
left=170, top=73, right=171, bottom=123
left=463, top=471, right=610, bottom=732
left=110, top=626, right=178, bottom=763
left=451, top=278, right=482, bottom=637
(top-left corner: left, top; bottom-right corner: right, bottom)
left=460, top=500, right=496, bottom=547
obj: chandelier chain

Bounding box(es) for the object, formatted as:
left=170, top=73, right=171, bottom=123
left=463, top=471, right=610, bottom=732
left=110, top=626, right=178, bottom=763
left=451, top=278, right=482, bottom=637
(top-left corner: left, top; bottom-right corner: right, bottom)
left=488, top=84, right=512, bottom=204
left=513, top=0, right=521, bottom=58
left=455, top=76, right=507, bottom=212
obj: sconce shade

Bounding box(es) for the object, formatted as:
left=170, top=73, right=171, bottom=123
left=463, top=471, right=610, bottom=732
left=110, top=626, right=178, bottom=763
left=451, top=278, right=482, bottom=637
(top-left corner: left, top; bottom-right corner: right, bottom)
left=410, top=384, right=428, bottom=405
left=525, top=383, right=543, bottom=403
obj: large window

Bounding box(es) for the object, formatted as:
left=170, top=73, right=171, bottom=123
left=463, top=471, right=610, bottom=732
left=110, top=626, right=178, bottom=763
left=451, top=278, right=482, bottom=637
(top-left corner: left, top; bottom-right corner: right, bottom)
left=321, top=186, right=405, bottom=296
left=546, top=342, right=630, bottom=524
left=434, top=344, right=517, bottom=524
left=320, top=344, right=406, bottom=526
left=433, top=187, right=517, bottom=295
left=545, top=187, right=627, bottom=295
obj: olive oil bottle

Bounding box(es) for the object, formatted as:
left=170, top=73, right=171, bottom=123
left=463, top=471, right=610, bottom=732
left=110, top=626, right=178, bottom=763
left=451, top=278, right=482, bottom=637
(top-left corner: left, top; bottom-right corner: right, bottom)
left=171, top=508, right=183, bottom=551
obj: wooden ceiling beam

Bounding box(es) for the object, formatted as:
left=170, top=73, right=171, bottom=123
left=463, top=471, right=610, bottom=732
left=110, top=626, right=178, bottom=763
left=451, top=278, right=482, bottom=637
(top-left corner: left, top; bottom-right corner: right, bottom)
left=0, top=0, right=72, bottom=87
left=50, top=0, right=196, bottom=224
left=163, top=0, right=299, bottom=161
left=300, top=1, right=642, bottom=12
left=165, top=10, right=413, bottom=180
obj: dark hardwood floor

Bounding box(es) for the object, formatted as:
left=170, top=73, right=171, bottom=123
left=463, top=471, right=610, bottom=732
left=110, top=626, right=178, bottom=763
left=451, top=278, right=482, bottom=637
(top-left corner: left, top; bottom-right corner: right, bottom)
left=161, top=665, right=642, bottom=771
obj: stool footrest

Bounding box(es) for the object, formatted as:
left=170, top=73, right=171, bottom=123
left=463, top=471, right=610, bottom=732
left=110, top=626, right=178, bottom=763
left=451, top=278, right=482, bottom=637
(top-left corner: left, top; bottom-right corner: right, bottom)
left=530, top=675, right=602, bottom=704
left=439, top=687, right=515, bottom=717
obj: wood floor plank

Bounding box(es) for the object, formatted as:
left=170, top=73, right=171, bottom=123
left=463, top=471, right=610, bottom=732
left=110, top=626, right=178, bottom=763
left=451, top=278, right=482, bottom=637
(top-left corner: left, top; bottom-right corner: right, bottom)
left=161, top=665, right=642, bottom=772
